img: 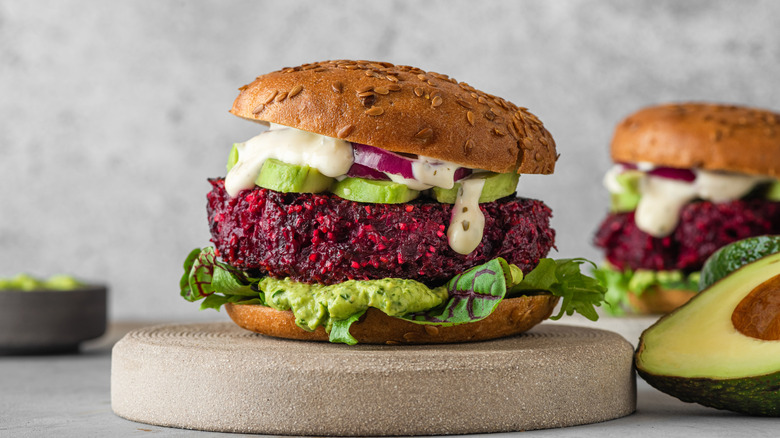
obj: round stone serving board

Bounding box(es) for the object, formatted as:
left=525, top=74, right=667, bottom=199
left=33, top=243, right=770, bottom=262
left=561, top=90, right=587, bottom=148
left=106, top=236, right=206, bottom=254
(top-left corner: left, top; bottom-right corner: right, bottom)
left=111, top=322, right=636, bottom=436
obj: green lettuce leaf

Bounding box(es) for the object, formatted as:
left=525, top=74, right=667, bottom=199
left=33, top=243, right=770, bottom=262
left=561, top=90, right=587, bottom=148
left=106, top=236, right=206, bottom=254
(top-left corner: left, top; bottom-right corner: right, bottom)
left=180, top=247, right=264, bottom=310
left=329, top=309, right=366, bottom=345
left=402, top=257, right=606, bottom=325
left=400, top=258, right=510, bottom=326
left=592, top=263, right=699, bottom=315
left=510, top=258, right=606, bottom=321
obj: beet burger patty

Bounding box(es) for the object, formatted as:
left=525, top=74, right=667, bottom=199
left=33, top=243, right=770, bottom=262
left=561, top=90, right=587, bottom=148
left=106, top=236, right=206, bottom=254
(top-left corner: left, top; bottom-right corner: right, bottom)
left=208, top=179, right=555, bottom=285
left=595, top=199, right=780, bottom=273
left=181, top=60, right=605, bottom=345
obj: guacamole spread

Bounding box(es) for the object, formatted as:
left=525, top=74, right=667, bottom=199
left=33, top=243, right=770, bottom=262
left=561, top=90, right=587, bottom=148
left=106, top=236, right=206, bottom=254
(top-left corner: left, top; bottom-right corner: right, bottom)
left=261, top=276, right=449, bottom=332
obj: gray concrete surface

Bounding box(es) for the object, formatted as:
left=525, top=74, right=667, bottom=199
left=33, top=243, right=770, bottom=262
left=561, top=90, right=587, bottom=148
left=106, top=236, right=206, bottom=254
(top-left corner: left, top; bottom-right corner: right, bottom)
left=1, top=321, right=778, bottom=437
left=2, top=1, right=780, bottom=322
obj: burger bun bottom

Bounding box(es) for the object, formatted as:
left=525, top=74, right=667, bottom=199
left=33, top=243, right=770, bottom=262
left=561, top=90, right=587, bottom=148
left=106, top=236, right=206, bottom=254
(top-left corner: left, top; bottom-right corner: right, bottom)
left=626, top=286, right=696, bottom=315
left=225, top=295, right=560, bottom=344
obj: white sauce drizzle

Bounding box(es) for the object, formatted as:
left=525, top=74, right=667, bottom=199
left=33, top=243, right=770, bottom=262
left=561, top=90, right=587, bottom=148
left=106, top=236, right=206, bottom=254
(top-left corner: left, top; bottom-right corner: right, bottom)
left=634, top=177, right=698, bottom=237
left=695, top=171, right=765, bottom=203
left=604, top=164, right=770, bottom=237
left=412, top=157, right=460, bottom=189
left=447, top=178, right=487, bottom=255
left=225, top=124, right=354, bottom=197
left=382, top=156, right=462, bottom=191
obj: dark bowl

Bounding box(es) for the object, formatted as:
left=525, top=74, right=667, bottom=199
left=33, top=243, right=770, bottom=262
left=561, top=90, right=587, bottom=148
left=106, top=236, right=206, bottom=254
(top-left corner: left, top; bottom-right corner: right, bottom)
left=0, top=286, right=107, bottom=354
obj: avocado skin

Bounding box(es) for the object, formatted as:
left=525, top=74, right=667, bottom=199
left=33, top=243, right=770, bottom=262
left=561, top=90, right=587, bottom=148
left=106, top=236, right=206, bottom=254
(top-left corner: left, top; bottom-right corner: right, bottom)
left=636, top=367, right=780, bottom=416
left=699, top=235, right=780, bottom=290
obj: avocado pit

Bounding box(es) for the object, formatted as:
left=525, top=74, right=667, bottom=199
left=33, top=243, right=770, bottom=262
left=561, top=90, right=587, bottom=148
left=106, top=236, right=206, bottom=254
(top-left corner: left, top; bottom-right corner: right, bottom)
left=732, top=273, right=780, bottom=341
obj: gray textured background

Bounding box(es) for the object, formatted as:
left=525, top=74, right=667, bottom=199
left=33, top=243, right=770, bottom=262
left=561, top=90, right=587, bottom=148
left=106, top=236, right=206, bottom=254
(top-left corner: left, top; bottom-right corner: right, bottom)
left=1, top=0, right=778, bottom=322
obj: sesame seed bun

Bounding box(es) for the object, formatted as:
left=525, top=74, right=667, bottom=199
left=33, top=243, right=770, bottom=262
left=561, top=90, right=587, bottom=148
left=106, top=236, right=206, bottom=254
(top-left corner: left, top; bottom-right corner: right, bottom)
left=626, top=286, right=696, bottom=315
left=224, top=295, right=560, bottom=344
left=611, top=102, right=780, bottom=178
left=230, top=60, right=557, bottom=174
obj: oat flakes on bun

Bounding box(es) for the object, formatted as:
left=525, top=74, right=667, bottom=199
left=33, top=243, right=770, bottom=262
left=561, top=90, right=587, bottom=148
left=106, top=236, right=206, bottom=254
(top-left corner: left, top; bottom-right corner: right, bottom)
left=180, top=60, right=606, bottom=344
left=594, top=102, right=780, bottom=314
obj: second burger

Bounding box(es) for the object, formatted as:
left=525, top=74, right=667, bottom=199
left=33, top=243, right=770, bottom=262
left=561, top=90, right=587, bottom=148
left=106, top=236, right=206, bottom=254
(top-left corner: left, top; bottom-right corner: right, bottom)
left=594, top=102, right=780, bottom=314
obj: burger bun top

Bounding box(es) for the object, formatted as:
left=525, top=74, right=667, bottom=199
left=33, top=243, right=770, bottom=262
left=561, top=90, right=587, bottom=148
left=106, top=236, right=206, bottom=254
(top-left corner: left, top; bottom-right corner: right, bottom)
left=230, top=60, right=557, bottom=175
left=611, top=102, right=780, bottom=178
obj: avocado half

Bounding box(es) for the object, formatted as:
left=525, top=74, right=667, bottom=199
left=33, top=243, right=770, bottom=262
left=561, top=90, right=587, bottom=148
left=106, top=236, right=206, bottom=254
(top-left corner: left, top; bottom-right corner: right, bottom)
left=635, top=249, right=780, bottom=416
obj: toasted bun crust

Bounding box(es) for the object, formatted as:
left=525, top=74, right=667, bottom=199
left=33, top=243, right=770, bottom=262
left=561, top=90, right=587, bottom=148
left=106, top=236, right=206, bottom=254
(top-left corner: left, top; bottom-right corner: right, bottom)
left=225, top=295, right=559, bottom=344
left=627, top=286, right=696, bottom=315
left=611, top=102, right=780, bottom=178
left=230, top=60, right=557, bottom=174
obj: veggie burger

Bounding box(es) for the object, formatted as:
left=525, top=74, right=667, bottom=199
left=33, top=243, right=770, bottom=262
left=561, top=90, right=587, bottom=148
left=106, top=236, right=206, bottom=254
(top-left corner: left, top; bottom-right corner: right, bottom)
left=594, top=103, right=780, bottom=314
left=181, top=60, right=605, bottom=344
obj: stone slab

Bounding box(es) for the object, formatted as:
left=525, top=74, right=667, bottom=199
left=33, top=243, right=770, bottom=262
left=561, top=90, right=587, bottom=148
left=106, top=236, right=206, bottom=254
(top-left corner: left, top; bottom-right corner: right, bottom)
left=111, top=322, right=636, bottom=436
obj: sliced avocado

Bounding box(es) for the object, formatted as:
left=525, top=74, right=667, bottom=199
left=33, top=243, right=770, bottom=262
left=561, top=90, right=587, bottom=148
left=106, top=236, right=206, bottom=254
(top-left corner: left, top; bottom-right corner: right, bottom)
left=635, top=250, right=780, bottom=416
left=255, top=159, right=334, bottom=193
left=609, top=170, right=642, bottom=212
left=226, top=143, right=240, bottom=172
left=332, top=177, right=420, bottom=203
left=767, top=180, right=780, bottom=201
left=432, top=172, right=520, bottom=204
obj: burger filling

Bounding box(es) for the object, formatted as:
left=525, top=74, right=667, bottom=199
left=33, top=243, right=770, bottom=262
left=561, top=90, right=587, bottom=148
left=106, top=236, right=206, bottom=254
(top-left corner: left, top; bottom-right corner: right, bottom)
left=182, top=126, right=607, bottom=343
left=595, top=163, right=780, bottom=313
left=603, top=163, right=774, bottom=237
left=226, top=124, right=490, bottom=254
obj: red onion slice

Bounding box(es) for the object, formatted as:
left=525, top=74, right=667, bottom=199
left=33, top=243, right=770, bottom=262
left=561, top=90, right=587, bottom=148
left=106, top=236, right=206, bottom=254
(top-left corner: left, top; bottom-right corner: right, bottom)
left=647, top=167, right=696, bottom=182
left=346, top=163, right=390, bottom=180
left=352, top=143, right=471, bottom=183
left=616, top=162, right=696, bottom=182
left=353, top=144, right=415, bottom=179
left=454, top=167, right=472, bottom=181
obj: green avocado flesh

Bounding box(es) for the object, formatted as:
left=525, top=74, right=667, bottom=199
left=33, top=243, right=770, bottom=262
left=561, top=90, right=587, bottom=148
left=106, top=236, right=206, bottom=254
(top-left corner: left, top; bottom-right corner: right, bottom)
left=768, top=181, right=780, bottom=201
left=255, top=159, right=334, bottom=193
left=226, top=143, right=240, bottom=172
left=635, top=251, right=780, bottom=416
left=609, top=170, right=642, bottom=212
left=260, top=276, right=448, bottom=332
left=331, top=177, right=420, bottom=203
left=432, top=172, right=520, bottom=204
